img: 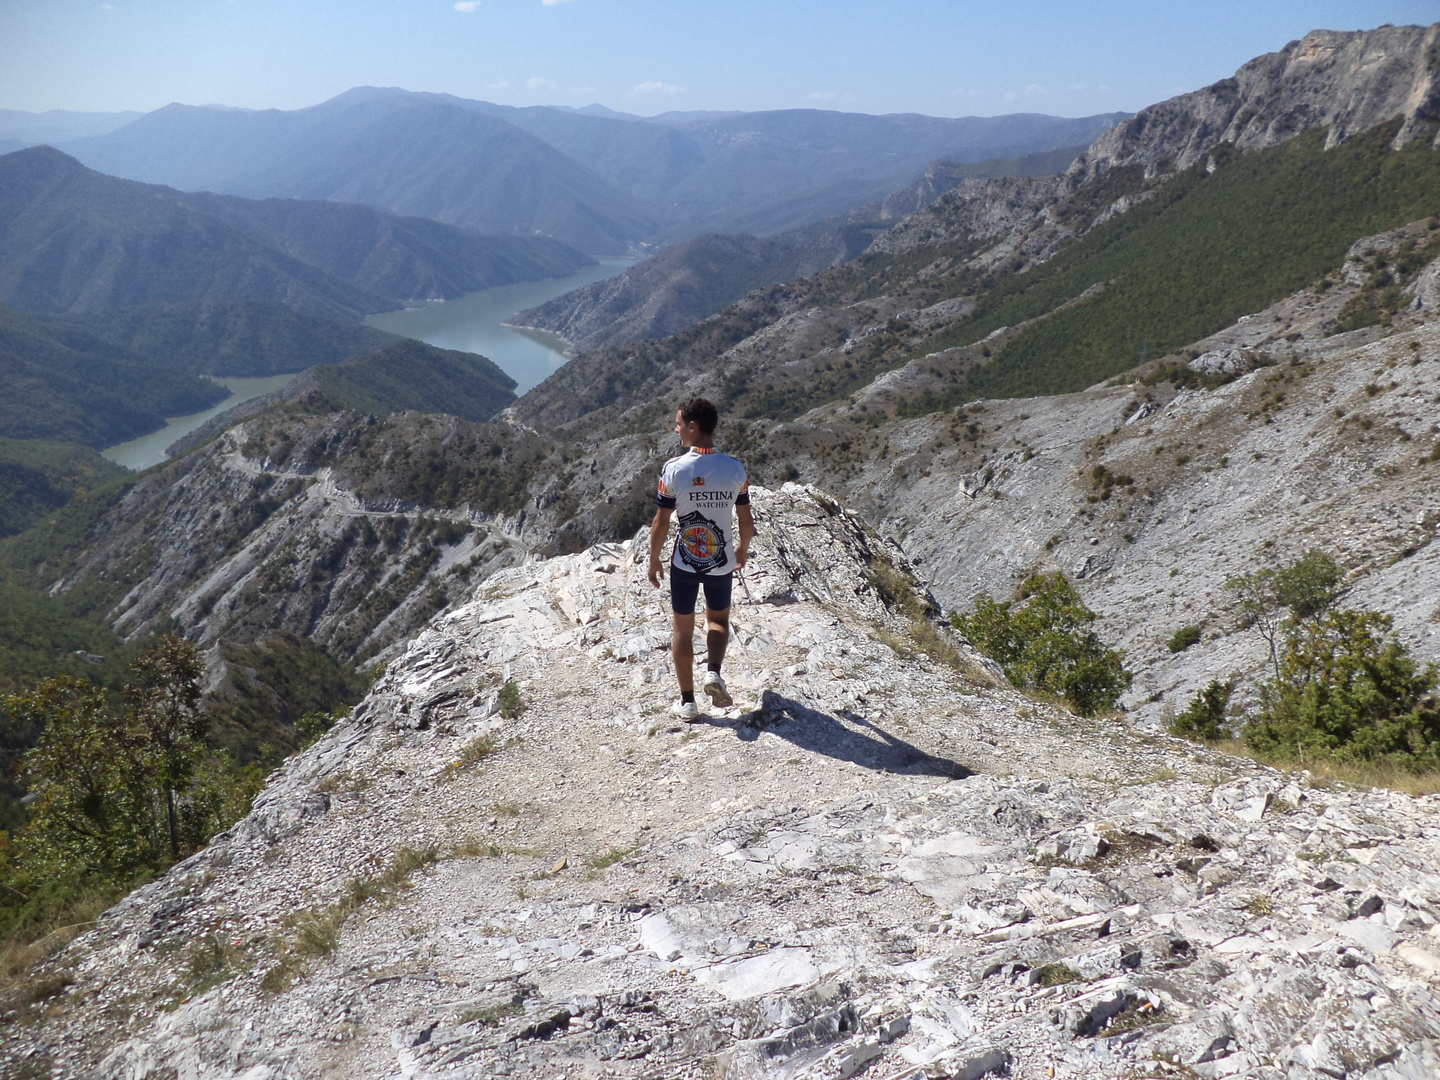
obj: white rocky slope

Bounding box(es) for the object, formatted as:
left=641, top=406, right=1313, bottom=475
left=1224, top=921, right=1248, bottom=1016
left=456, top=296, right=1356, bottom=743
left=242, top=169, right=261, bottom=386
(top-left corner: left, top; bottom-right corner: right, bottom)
left=6, top=488, right=1440, bottom=1080
left=766, top=223, right=1440, bottom=726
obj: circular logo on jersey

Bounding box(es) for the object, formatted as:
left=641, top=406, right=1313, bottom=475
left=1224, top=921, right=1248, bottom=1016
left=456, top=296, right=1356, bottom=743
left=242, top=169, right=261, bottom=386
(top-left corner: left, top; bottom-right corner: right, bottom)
left=676, top=510, right=729, bottom=573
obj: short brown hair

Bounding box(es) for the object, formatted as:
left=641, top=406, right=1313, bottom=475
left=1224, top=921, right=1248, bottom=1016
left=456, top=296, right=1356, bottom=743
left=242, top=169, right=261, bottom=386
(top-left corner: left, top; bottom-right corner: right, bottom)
left=678, top=397, right=718, bottom=435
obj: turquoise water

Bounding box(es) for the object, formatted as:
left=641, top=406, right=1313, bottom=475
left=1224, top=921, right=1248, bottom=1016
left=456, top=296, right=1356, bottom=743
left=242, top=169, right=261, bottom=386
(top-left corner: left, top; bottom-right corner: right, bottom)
left=366, top=257, right=633, bottom=395
left=102, top=373, right=298, bottom=471
left=100, top=259, right=633, bottom=470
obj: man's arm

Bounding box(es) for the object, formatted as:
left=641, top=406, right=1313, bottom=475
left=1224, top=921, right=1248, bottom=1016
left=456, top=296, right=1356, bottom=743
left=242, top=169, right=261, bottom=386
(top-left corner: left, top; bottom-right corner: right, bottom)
left=734, top=503, right=755, bottom=570
left=648, top=506, right=673, bottom=587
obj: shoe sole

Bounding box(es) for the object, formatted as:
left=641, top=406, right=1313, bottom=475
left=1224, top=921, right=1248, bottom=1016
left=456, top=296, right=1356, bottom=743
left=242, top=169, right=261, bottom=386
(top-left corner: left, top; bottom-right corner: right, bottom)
left=704, top=682, right=733, bottom=708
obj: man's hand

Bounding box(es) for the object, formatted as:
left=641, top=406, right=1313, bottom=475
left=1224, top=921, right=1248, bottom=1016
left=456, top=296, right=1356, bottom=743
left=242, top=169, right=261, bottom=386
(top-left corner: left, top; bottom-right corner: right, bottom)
left=648, top=505, right=673, bottom=587
left=734, top=546, right=749, bottom=571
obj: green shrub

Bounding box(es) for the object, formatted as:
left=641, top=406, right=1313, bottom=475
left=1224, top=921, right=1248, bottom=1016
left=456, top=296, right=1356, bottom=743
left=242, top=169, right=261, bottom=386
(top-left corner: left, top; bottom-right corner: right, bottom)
left=1167, top=626, right=1202, bottom=653
left=1243, top=609, right=1439, bottom=768
left=952, top=573, right=1131, bottom=717
left=497, top=681, right=525, bottom=719
left=1171, top=679, right=1233, bottom=741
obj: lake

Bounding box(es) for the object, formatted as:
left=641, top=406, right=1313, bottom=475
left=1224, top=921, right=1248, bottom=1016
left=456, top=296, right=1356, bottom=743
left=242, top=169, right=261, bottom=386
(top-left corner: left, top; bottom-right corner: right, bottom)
left=102, top=373, right=298, bottom=471
left=365, top=256, right=633, bottom=395
left=101, top=258, right=633, bottom=471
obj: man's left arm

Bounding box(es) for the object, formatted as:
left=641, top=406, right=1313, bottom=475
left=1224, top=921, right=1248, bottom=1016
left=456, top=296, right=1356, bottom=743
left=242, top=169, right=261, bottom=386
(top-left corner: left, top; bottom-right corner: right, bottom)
left=735, top=502, right=755, bottom=570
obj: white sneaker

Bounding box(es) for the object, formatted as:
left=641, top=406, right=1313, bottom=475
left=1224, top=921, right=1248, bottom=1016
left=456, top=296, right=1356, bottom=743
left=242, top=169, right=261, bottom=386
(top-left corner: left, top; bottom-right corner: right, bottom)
left=670, top=700, right=700, bottom=721
left=701, top=671, right=733, bottom=708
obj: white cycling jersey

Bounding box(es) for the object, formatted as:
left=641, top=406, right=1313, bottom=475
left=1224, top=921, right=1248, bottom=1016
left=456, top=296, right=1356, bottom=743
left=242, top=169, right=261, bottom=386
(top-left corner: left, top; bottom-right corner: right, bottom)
left=656, top=447, right=750, bottom=576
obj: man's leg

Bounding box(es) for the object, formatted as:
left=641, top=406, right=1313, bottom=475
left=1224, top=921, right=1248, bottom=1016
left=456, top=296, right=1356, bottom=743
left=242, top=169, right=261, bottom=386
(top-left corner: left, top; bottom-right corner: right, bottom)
left=704, top=607, right=730, bottom=672
left=700, top=594, right=734, bottom=707
left=672, top=612, right=696, bottom=695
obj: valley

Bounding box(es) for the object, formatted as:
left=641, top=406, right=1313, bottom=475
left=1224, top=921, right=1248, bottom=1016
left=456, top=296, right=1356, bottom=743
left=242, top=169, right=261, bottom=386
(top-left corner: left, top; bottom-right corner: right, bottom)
left=1, top=20, right=1440, bottom=1079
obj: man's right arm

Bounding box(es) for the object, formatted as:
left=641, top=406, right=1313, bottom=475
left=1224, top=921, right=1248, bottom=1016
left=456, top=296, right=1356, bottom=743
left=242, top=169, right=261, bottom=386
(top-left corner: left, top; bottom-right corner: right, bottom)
left=648, top=506, right=672, bottom=587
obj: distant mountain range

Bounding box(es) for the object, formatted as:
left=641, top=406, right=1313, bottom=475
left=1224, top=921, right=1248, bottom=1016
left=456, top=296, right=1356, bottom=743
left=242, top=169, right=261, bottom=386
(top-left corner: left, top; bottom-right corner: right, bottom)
left=45, top=89, right=1126, bottom=253
left=0, top=147, right=576, bottom=446
left=513, top=145, right=1092, bottom=352
left=0, top=146, right=593, bottom=318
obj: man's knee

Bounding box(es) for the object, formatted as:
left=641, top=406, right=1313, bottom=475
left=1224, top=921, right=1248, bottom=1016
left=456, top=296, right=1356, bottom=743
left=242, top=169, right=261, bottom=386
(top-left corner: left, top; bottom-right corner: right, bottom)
left=705, top=607, right=731, bottom=633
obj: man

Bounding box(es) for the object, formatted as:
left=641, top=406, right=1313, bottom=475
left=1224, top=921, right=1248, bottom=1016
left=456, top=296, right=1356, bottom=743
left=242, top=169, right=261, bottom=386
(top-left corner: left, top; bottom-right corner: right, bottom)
left=648, top=398, right=754, bottom=720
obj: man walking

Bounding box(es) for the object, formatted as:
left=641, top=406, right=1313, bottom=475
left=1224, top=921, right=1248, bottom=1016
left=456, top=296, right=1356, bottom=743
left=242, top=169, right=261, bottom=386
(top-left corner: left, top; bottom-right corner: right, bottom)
left=648, top=398, right=754, bottom=720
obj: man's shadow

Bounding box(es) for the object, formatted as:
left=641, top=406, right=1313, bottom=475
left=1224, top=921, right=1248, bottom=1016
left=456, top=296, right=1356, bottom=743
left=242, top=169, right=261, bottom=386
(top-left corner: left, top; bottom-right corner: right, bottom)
left=699, top=689, right=972, bottom=780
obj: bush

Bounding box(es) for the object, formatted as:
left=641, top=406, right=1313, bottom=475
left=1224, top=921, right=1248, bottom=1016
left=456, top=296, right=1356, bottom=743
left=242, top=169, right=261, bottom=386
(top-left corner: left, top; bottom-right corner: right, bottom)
left=1243, top=609, right=1439, bottom=768
left=497, top=681, right=525, bottom=719
left=1171, top=679, right=1232, bottom=741
left=952, top=573, right=1131, bottom=717
left=1168, top=626, right=1202, bottom=653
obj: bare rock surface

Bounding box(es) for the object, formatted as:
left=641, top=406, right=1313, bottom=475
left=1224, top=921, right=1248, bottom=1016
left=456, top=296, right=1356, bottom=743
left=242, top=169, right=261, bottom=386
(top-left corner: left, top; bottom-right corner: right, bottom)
left=6, top=487, right=1439, bottom=1079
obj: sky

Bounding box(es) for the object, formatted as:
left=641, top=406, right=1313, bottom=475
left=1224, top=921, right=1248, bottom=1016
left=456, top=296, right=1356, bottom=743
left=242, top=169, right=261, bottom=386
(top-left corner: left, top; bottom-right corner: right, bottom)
left=3, top=1, right=1438, bottom=119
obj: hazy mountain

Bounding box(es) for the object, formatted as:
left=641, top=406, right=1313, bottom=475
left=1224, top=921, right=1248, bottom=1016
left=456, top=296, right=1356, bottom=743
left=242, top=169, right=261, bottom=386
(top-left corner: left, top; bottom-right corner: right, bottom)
left=514, top=145, right=1089, bottom=351
left=0, top=302, right=227, bottom=447
left=62, top=92, right=657, bottom=254
left=177, top=191, right=593, bottom=301
left=34, top=301, right=400, bottom=377
left=0, top=146, right=592, bottom=319
left=0, top=108, right=144, bottom=145
left=60, top=88, right=1125, bottom=251
left=0, top=147, right=385, bottom=320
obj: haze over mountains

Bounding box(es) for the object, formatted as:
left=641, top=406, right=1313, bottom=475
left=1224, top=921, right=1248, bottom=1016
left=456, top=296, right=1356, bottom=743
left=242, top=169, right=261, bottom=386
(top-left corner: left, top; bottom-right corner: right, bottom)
left=51, top=88, right=1127, bottom=253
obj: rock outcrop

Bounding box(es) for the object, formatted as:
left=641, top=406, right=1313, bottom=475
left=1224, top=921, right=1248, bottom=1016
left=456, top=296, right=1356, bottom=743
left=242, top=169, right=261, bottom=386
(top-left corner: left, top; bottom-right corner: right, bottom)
left=1073, top=24, right=1440, bottom=181
left=6, top=487, right=1439, bottom=1078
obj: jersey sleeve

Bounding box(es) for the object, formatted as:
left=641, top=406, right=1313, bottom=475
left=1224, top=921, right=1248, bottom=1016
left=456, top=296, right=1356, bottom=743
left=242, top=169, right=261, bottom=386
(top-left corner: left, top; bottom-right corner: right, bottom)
left=656, top=461, right=677, bottom=509
left=735, top=476, right=750, bottom=506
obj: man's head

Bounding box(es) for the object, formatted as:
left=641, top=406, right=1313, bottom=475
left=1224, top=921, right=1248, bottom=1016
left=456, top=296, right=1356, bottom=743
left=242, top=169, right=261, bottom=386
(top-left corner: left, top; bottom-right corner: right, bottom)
left=675, top=397, right=718, bottom=446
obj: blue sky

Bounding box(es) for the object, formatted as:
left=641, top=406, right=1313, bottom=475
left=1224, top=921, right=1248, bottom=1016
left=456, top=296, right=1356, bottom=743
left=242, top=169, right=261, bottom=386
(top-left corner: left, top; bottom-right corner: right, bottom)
left=3, top=1, right=1437, bottom=118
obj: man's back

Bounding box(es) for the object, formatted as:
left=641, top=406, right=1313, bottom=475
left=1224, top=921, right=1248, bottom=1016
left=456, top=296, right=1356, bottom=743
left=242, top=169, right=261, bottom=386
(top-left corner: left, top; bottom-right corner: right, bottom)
left=657, top=447, right=748, bottom=576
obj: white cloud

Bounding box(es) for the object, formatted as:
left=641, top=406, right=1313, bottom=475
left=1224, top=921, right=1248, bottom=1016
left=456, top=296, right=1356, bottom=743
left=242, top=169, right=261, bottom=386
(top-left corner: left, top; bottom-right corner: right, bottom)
left=1024, top=83, right=1045, bottom=96
left=453, top=1, right=480, bottom=11
left=542, top=0, right=579, bottom=5
left=491, top=81, right=511, bottom=89
left=527, top=77, right=557, bottom=91
left=1002, top=91, right=1018, bottom=104
left=631, top=81, right=684, bottom=97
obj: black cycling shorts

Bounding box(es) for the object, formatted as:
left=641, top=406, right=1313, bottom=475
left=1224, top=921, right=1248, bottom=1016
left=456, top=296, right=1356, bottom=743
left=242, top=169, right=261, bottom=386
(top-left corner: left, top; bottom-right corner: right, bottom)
left=669, top=566, right=734, bottom=615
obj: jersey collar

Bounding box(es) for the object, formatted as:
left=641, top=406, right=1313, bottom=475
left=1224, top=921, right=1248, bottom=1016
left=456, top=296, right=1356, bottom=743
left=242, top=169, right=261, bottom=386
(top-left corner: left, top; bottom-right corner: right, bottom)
left=689, top=446, right=718, bottom=455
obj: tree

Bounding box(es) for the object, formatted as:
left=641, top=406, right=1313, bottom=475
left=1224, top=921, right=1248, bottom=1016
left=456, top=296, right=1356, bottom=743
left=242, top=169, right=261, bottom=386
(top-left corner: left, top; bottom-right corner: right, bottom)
left=1227, top=550, right=1343, bottom=679
left=6, top=636, right=230, bottom=884
left=125, top=636, right=206, bottom=860
left=1244, top=609, right=1439, bottom=767
left=1170, top=679, right=1233, bottom=741
left=954, top=573, right=1131, bottom=717
left=8, top=676, right=160, bottom=881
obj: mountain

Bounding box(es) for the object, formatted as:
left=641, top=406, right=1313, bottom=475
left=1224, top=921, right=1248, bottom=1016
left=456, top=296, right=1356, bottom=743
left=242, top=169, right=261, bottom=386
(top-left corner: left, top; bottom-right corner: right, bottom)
left=60, top=87, right=1126, bottom=251
left=0, top=108, right=143, bottom=145
left=1072, top=22, right=1440, bottom=180
left=8, top=484, right=1440, bottom=1077
left=0, top=146, right=385, bottom=320
left=514, top=146, right=1091, bottom=353
left=0, top=302, right=228, bottom=446
left=61, top=92, right=658, bottom=254
left=177, top=191, right=593, bottom=301
left=291, top=338, right=518, bottom=423
left=0, top=436, right=128, bottom=538
left=34, top=301, right=400, bottom=377
left=510, top=230, right=871, bottom=354
left=0, top=146, right=594, bottom=320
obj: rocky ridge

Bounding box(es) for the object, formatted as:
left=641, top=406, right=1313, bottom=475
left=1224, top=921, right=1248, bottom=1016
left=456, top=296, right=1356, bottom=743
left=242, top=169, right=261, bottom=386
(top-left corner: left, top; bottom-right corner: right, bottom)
left=6, top=485, right=1439, bottom=1079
